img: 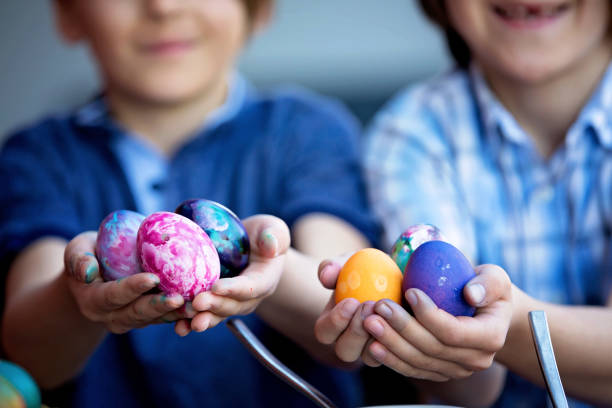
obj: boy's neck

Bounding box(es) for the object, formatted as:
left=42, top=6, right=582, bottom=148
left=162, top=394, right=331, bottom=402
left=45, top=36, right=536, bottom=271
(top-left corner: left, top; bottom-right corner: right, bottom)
left=481, top=40, right=612, bottom=159
left=106, top=77, right=228, bottom=156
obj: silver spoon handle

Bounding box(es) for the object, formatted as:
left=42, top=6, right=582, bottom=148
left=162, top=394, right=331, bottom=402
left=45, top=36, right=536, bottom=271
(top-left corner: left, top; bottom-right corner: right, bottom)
left=528, top=311, right=569, bottom=408
left=226, top=318, right=338, bottom=408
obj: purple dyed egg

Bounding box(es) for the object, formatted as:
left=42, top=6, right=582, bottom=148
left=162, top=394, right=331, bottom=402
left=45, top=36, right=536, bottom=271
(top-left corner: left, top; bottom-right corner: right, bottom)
left=175, top=199, right=249, bottom=278
left=137, top=212, right=220, bottom=301
left=403, top=240, right=476, bottom=316
left=96, top=210, right=145, bottom=281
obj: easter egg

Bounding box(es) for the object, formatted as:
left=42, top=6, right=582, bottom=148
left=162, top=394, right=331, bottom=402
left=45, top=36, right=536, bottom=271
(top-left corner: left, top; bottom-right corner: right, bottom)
left=175, top=199, right=249, bottom=278
left=137, top=212, right=220, bottom=301
left=0, top=360, right=41, bottom=408
left=391, top=224, right=446, bottom=274
left=403, top=240, right=476, bottom=316
left=96, top=210, right=145, bottom=281
left=335, top=248, right=403, bottom=304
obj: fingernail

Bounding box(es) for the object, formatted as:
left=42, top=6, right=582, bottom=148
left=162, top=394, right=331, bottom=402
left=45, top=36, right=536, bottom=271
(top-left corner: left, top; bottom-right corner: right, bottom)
left=466, top=283, right=486, bottom=305
left=361, top=301, right=375, bottom=318
left=415, top=290, right=436, bottom=311
left=166, top=294, right=184, bottom=306
left=368, top=319, right=384, bottom=337
left=184, top=302, right=195, bottom=315
left=140, top=280, right=156, bottom=291
left=406, top=290, right=418, bottom=307
left=370, top=342, right=386, bottom=361
left=376, top=302, right=392, bottom=319
left=84, top=263, right=98, bottom=283
left=340, top=299, right=359, bottom=318
left=258, top=227, right=278, bottom=256
left=148, top=274, right=160, bottom=285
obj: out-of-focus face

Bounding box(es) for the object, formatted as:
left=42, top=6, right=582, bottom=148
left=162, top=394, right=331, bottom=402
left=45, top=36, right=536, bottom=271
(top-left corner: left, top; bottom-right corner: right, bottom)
left=55, top=0, right=259, bottom=104
left=446, top=0, right=612, bottom=84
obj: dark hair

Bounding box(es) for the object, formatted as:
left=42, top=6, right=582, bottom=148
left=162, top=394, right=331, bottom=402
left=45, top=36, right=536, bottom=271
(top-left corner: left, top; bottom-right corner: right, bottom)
left=418, top=0, right=471, bottom=68
left=243, top=0, right=271, bottom=21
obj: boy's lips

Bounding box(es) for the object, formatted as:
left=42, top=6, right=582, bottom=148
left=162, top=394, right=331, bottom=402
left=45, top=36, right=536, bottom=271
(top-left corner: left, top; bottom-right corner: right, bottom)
left=491, top=1, right=572, bottom=29
left=140, top=38, right=199, bottom=56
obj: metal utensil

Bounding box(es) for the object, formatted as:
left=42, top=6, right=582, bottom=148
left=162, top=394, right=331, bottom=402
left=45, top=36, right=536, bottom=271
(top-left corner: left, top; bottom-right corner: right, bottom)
left=226, top=318, right=338, bottom=408
left=528, top=310, right=569, bottom=408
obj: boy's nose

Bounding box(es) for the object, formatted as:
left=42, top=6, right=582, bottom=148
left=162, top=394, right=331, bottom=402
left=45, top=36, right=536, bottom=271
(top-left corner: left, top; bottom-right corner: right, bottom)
left=145, top=0, right=183, bottom=18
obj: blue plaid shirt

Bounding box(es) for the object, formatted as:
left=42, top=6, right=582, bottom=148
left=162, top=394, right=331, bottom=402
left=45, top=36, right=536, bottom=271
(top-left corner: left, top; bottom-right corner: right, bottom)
left=365, top=63, right=612, bottom=407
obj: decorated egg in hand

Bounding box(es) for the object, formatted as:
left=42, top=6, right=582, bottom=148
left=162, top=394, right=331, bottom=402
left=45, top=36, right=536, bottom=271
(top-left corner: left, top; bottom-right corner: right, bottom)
left=0, top=360, right=41, bottom=408
left=403, top=240, right=476, bottom=316
left=96, top=210, right=145, bottom=281
left=137, top=212, right=220, bottom=301
left=176, top=199, right=249, bottom=278
left=391, top=224, right=446, bottom=274
left=335, top=248, right=403, bottom=304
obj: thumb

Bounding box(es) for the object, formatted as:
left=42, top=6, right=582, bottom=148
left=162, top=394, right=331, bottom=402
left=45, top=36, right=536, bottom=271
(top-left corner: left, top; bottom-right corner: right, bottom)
left=64, top=231, right=102, bottom=284
left=463, top=264, right=512, bottom=308
left=242, top=215, right=291, bottom=258
left=318, top=252, right=354, bottom=289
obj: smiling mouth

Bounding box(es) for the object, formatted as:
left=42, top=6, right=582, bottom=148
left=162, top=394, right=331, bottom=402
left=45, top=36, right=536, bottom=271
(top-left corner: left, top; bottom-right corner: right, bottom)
left=492, top=1, right=571, bottom=25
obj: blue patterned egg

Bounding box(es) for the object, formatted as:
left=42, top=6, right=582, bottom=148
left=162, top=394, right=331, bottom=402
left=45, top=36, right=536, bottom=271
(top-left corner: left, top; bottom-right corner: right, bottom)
left=391, top=224, right=446, bottom=274
left=96, top=210, right=145, bottom=281
left=176, top=199, right=249, bottom=278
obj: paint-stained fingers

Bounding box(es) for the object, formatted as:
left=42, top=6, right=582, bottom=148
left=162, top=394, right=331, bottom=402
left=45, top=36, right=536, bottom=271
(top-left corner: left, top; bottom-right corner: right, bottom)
left=64, top=231, right=101, bottom=283
left=242, top=215, right=291, bottom=258
left=93, top=273, right=160, bottom=312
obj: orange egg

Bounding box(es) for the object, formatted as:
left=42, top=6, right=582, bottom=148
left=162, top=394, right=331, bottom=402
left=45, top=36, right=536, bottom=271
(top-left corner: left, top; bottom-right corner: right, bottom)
left=335, top=248, right=403, bottom=304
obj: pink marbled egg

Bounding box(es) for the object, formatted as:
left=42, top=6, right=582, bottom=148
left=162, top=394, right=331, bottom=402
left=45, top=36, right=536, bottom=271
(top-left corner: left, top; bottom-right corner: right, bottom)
left=96, top=210, right=145, bottom=281
left=137, top=212, right=220, bottom=301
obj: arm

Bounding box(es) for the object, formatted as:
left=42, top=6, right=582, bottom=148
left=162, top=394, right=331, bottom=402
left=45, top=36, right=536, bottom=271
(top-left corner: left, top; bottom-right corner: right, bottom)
left=315, top=261, right=513, bottom=407
left=496, top=285, right=612, bottom=405
left=258, top=213, right=370, bottom=364
left=1, top=235, right=189, bottom=389
left=185, top=213, right=370, bottom=365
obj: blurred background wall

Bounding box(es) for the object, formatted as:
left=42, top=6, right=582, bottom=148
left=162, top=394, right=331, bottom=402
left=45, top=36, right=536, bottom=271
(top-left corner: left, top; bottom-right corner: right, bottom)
left=0, top=0, right=451, bottom=141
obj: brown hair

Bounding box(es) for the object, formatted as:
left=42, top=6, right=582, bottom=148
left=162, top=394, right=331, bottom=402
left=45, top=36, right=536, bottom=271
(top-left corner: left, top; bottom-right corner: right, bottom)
left=243, top=0, right=271, bottom=21
left=418, top=0, right=471, bottom=68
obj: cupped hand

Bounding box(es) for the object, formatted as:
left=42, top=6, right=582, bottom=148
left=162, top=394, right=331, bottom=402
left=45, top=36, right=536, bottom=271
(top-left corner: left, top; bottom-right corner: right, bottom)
left=362, top=264, right=513, bottom=381
left=64, top=231, right=193, bottom=334
left=177, top=215, right=291, bottom=336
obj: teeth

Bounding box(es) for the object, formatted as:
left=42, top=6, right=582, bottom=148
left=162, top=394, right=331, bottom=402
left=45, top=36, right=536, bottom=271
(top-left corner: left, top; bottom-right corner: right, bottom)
left=494, top=2, right=569, bottom=20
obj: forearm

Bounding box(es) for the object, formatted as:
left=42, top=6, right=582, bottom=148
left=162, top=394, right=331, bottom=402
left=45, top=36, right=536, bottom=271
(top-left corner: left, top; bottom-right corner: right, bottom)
left=415, top=362, right=507, bottom=407
left=1, top=239, right=107, bottom=389
left=496, top=285, right=612, bottom=404
left=256, top=248, right=343, bottom=365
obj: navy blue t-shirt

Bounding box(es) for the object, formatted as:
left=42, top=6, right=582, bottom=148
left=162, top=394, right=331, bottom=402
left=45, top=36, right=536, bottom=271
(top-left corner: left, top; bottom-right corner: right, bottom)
left=0, top=87, right=379, bottom=407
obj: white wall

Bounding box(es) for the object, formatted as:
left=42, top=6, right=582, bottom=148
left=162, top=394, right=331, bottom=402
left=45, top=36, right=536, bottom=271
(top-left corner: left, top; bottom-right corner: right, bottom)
left=0, top=0, right=451, bottom=139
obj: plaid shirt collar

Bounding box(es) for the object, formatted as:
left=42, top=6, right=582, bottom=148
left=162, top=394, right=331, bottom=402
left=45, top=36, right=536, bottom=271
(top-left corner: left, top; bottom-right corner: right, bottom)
left=470, top=61, right=612, bottom=156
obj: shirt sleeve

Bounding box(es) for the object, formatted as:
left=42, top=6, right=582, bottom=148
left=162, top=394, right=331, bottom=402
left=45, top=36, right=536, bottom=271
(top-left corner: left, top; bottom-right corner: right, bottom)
left=0, top=127, right=82, bottom=275
left=364, top=95, right=478, bottom=260
left=274, top=94, right=380, bottom=246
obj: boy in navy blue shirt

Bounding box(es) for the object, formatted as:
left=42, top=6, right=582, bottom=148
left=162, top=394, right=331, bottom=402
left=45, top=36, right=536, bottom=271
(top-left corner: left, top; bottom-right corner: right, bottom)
left=0, top=1, right=378, bottom=406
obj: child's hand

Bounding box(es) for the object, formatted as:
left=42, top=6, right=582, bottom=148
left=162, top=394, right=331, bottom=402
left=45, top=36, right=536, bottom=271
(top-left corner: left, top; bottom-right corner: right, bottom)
left=313, top=257, right=380, bottom=365
left=64, top=232, right=193, bottom=334
left=178, top=215, right=291, bottom=336
left=362, top=264, right=513, bottom=381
